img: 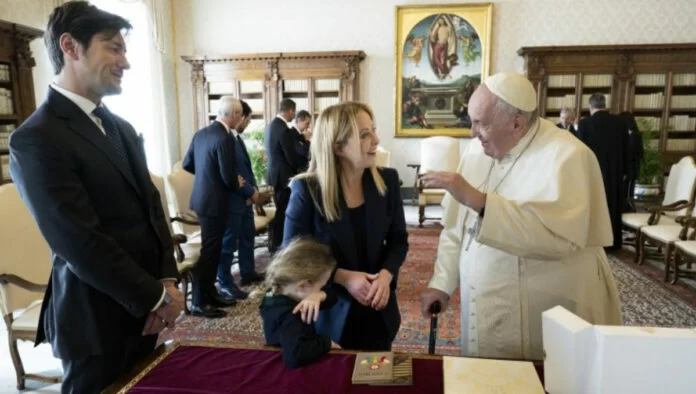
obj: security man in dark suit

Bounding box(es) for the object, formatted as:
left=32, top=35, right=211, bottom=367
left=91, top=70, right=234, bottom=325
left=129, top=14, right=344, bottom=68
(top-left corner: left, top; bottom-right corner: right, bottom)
left=291, top=109, right=313, bottom=172
left=183, top=96, right=245, bottom=317
left=264, top=98, right=305, bottom=252
left=557, top=107, right=577, bottom=135
left=217, top=101, right=265, bottom=297
left=577, top=93, right=629, bottom=251
left=9, top=2, right=184, bottom=392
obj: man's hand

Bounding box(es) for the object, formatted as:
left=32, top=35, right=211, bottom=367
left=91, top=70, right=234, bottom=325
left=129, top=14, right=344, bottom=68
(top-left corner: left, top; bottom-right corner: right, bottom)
left=366, top=269, right=393, bottom=310
left=142, top=312, right=167, bottom=336
left=419, top=171, right=486, bottom=212
left=154, top=283, right=185, bottom=330
left=419, top=288, right=450, bottom=319
left=237, top=175, right=246, bottom=188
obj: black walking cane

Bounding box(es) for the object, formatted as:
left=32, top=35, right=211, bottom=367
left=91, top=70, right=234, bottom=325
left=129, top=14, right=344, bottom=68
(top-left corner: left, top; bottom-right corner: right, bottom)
left=428, top=301, right=442, bottom=355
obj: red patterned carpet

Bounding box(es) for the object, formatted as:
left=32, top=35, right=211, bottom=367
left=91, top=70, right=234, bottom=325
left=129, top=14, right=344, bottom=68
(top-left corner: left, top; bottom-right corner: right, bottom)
left=160, top=224, right=696, bottom=355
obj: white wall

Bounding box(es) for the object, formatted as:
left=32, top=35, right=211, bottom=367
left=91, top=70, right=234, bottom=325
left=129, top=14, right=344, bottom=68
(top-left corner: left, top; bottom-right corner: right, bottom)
left=177, top=0, right=695, bottom=186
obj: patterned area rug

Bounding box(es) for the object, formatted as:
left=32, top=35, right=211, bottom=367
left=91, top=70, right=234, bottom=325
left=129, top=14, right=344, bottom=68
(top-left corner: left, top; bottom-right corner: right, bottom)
left=160, top=225, right=696, bottom=356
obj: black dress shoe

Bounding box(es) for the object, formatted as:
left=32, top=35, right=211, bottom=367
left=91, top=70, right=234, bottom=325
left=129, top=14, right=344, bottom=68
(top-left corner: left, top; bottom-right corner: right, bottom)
left=190, top=304, right=226, bottom=318
left=209, top=294, right=237, bottom=307
left=240, top=272, right=265, bottom=286
left=219, top=286, right=249, bottom=300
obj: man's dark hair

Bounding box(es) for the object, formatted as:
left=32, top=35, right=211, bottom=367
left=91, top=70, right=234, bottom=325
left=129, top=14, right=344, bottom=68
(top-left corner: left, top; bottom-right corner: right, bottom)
left=279, top=98, right=296, bottom=113
left=295, top=110, right=311, bottom=121
left=45, top=1, right=132, bottom=74
left=588, top=93, right=607, bottom=110
left=241, top=100, right=252, bottom=117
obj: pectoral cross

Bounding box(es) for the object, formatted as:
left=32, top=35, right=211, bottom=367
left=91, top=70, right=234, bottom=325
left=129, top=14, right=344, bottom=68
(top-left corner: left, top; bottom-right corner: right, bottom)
left=465, top=222, right=478, bottom=251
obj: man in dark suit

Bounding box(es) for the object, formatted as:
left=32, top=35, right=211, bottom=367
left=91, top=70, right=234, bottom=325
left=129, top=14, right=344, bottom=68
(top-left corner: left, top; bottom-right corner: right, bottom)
left=577, top=93, right=629, bottom=251
left=8, top=2, right=184, bottom=392
left=292, top=109, right=312, bottom=172
left=557, top=107, right=577, bottom=135
left=218, top=101, right=264, bottom=296
left=183, top=96, right=243, bottom=317
left=264, top=98, right=304, bottom=252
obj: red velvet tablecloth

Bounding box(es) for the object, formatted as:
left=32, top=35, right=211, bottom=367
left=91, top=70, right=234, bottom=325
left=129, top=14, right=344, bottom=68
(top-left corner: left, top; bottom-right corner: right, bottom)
left=117, top=344, right=545, bottom=394
left=123, top=345, right=442, bottom=394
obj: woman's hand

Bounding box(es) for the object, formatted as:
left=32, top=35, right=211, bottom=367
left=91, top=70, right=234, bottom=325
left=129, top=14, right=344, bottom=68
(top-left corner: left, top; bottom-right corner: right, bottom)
left=292, top=291, right=326, bottom=323
left=366, top=269, right=393, bottom=310
left=336, top=269, right=378, bottom=305
left=331, top=341, right=342, bottom=349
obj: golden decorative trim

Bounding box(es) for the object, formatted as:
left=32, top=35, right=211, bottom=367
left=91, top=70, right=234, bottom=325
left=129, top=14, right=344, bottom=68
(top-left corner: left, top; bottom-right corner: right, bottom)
left=181, top=51, right=367, bottom=65
left=115, top=342, right=182, bottom=394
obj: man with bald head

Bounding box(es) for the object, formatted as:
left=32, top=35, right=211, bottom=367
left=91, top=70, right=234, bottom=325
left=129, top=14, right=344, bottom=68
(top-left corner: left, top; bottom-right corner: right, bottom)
left=419, top=72, right=622, bottom=360
left=183, top=96, right=245, bottom=318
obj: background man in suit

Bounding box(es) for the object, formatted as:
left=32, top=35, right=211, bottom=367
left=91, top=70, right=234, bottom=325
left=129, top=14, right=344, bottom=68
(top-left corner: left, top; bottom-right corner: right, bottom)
left=8, top=2, right=184, bottom=392
left=218, top=100, right=265, bottom=298
left=577, top=93, right=629, bottom=250
left=265, top=98, right=304, bottom=252
left=293, top=109, right=312, bottom=172
left=557, top=107, right=577, bottom=135
left=183, top=96, right=244, bottom=318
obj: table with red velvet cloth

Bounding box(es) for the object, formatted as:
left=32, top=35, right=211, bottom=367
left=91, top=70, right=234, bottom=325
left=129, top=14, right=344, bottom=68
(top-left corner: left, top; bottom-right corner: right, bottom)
left=106, top=342, right=544, bottom=394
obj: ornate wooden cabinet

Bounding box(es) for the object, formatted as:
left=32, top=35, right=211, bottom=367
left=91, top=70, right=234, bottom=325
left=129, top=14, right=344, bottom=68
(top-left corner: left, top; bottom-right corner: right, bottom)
left=518, top=44, right=696, bottom=167
left=0, top=20, right=42, bottom=184
left=181, top=51, right=366, bottom=133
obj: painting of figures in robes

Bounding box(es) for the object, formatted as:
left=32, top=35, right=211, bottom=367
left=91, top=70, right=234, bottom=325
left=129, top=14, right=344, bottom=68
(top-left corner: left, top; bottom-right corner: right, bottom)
left=395, top=4, right=492, bottom=137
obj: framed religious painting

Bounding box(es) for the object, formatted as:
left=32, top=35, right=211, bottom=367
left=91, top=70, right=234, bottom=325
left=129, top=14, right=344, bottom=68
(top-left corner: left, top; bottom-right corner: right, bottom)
left=395, top=3, right=492, bottom=137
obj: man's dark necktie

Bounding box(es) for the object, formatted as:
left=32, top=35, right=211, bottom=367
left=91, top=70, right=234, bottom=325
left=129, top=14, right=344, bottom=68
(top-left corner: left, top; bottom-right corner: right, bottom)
left=92, top=106, right=131, bottom=169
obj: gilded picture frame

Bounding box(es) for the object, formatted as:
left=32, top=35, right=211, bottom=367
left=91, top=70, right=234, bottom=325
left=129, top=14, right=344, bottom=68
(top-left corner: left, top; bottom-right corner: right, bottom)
left=395, top=3, right=493, bottom=137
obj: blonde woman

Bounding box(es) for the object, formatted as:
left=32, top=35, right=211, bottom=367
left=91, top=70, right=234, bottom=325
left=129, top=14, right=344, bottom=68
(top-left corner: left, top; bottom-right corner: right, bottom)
left=283, top=102, right=408, bottom=351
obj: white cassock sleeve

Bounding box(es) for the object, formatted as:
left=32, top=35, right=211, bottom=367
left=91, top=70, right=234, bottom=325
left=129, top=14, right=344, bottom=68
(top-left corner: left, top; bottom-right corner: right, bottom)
left=427, top=167, right=468, bottom=296
left=476, top=146, right=611, bottom=260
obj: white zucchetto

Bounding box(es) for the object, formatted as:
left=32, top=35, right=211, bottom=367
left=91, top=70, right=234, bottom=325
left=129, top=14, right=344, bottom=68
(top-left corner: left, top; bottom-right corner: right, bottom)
left=483, top=71, right=538, bottom=112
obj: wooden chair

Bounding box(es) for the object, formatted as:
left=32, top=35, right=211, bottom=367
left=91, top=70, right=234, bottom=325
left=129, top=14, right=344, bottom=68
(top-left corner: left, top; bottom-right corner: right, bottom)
left=375, top=146, right=391, bottom=168
left=0, top=184, right=61, bottom=390
left=165, top=166, right=201, bottom=238
left=151, top=173, right=199, bottom=314
left=623, top=156, right=696, bottom=262
left=639, top=212, right=696, bottom=281
left=672, top=217, right=696, bottom=284
left=417, top=136, right=460, bottom=227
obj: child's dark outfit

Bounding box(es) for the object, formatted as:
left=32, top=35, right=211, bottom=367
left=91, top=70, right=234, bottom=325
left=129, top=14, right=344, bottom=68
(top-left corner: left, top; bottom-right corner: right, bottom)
left=260, top=292, right=337, bottom=368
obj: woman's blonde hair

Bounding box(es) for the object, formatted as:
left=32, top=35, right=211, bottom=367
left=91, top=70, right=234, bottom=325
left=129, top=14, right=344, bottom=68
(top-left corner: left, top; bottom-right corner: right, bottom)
left=257, top=237, right=337, bottom=296
left=294, top=101, right=386, bottom=222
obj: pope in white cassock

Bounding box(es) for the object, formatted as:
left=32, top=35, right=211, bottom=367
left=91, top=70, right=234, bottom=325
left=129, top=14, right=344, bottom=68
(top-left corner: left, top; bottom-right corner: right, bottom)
left=419, top=71, right=623, bottom=361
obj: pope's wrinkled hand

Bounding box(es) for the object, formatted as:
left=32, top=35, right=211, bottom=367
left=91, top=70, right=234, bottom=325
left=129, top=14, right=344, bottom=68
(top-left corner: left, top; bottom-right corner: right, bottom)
left=419, top=171, right=486, bottom=212
left=419, top=288, right=449, bottom=319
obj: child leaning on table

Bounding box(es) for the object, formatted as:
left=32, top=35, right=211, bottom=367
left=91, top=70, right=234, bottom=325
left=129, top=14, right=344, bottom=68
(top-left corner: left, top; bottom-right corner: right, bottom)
left=256, top=237, right=341, bottom=368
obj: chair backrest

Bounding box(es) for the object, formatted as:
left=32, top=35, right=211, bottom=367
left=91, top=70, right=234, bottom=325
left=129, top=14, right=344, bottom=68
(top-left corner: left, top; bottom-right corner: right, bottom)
left=0, top=184, right=52, bottom=317
left=150, top=173, right=174, bottom=236
left=165, top=168, right=199, bottom=235
left=662, top=156, right=696, bottom=218
left=375, top=146, right=391, bottom=167
left=420, top=136, right=460, bottom=173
